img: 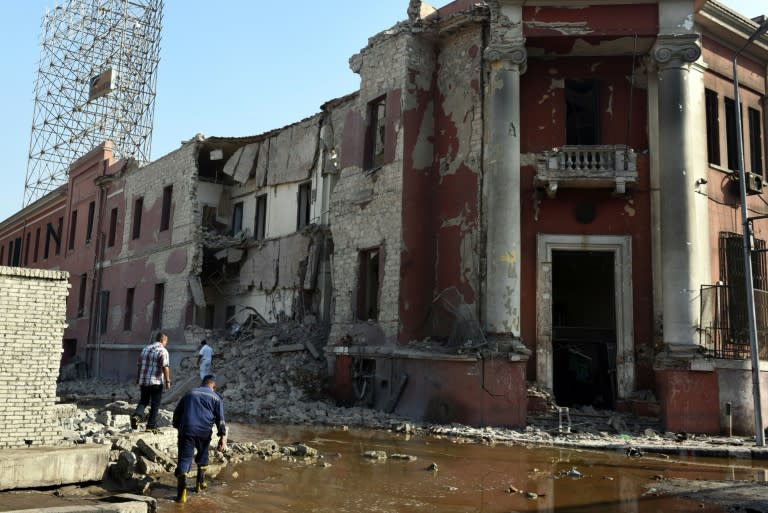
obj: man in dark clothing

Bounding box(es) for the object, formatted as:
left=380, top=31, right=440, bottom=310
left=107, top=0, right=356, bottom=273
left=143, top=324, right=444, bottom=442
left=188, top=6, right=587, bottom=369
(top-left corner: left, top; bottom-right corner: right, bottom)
left=172, top=374, right=227, bottom=503
left=131, top=331, right=171, bottom=432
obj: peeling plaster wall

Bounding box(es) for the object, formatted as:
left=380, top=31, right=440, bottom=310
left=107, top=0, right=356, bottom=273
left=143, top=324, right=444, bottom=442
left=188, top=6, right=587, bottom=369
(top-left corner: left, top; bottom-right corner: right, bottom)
left=432, top=25, right=484, bottom=317
left=519, top=55, right=655, bottom=386
left=329, top=33, right=409, bottom=346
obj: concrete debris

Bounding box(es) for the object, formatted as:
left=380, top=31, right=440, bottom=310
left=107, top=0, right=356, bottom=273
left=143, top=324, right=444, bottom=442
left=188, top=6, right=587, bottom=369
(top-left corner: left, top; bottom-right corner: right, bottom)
left=54, top=318, right=766, bottom=492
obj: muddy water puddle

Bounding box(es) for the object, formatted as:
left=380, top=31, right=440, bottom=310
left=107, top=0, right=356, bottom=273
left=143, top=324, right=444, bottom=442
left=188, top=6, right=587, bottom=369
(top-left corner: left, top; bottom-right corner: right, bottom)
left=157, top=424, right=768, bottom=513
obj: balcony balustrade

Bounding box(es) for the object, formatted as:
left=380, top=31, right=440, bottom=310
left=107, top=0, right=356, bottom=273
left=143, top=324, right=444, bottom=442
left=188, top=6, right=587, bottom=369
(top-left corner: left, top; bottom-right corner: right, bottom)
left=535, top=145, right=638, bottom=198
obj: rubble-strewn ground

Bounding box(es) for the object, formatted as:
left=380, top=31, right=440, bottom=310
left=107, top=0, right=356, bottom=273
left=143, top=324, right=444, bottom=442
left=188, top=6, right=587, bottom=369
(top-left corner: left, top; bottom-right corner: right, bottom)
left=52, top=319, right=768, bottom=512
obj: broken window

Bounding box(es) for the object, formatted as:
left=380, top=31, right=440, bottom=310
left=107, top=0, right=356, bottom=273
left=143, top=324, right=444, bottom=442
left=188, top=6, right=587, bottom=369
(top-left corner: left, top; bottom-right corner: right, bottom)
left=33, top=227, right=40, bottom=263
left=68, top=209, right=78, bottom=250
left=151, top=283, right=164, bottom=330
left=86, top=201, right=95, bottom=243
left=356, top=248, right=380, bottom=321
left=132, top=197, right=143, bottom=240
left=160, top=185, right=173, bottom=232
left=98, top=290, right=110, bottom=334
left=297, top=182, right=311, bottom=230
left=254, top=193, right=267, bottom=240
left=108, top=207, right=118, bottom=247
left=749, top=107, right=764, bottom=176
left=725, top=97, right=741, bottom=171
left=124, top=287, right=135, bottom=331
left=705, top=89, right=720, bottom=166
left=565, top=79, right=600, bottom=145
left=77, top=273, right=87, bottom=318
left=365, top=95, right=387, bottom=170
left=231, top=201, right=244, bottom=235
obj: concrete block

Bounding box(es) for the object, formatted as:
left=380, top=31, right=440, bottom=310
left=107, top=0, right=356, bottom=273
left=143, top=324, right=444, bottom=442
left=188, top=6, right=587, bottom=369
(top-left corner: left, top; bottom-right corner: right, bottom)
left=0, top=445, right=111, bottom=491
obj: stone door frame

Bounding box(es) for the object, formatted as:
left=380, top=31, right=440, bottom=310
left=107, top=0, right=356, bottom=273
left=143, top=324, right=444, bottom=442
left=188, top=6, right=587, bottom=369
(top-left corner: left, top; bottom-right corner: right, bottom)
left=536, top=234, right=635, bottom=400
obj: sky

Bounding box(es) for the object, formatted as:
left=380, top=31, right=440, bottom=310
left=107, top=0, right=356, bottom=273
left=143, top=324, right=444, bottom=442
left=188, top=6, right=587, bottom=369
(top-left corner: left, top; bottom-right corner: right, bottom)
left=0, top=0, right=763, bottom=222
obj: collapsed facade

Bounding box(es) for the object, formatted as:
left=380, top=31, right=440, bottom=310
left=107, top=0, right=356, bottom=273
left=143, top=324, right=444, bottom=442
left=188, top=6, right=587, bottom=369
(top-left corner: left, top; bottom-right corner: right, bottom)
left=1, top=0, right=768, bottom=435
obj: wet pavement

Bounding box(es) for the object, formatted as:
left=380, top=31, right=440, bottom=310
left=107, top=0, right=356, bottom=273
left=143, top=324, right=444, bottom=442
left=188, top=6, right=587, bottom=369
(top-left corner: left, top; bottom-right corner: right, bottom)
left=151, top=424, right=768, bottom=513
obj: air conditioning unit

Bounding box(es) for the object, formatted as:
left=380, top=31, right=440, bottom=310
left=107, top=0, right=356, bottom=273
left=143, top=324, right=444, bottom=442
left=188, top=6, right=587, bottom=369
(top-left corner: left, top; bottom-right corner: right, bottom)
left=745, top=171, right=764, bottom=195
left=732, top=171, right=764, bottom=195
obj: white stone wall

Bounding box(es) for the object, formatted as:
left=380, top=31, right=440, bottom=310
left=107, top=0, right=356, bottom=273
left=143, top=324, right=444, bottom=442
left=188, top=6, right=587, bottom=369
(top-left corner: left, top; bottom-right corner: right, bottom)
left=0, top=266, right=69, bottom=448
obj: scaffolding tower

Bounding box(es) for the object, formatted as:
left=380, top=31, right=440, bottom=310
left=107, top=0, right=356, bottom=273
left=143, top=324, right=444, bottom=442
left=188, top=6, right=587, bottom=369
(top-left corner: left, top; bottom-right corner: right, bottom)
left=23, top=0, right=163, bottom=206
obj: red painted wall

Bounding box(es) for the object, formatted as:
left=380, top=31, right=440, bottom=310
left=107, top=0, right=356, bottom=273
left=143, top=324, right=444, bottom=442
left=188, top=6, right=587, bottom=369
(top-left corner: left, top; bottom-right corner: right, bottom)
left=519, top=55, right=655, bottom=387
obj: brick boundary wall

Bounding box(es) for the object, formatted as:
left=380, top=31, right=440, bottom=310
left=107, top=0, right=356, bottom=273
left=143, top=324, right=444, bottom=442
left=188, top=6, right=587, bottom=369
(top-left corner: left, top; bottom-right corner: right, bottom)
left=0, top=266, right=69, bottom=448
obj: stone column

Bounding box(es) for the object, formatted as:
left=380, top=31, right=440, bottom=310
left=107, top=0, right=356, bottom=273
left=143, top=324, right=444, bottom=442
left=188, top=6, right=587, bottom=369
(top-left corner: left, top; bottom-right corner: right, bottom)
left=483, top=41, right=526, bottom=341
left=652, top=34, right=702, bottom=348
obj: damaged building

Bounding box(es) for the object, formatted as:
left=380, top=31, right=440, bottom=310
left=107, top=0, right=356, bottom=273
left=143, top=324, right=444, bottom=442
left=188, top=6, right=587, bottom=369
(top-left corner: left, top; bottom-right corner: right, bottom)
left=1, top=0, right=768, bottom=435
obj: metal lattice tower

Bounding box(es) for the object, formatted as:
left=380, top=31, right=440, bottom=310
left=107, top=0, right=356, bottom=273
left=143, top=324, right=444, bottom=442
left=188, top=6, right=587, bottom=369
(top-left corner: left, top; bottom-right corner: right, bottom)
left=24, top=0, right=163, bottom=206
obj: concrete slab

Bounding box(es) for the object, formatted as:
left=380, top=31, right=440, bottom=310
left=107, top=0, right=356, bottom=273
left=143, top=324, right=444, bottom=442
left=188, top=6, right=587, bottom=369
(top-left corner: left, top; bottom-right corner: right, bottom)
left=0, top=445, right=111, bottom=491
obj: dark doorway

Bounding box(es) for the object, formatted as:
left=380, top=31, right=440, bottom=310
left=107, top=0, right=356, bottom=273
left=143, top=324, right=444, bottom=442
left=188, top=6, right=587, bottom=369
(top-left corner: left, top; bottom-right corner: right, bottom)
left=552, top=250, right=617, bottom=409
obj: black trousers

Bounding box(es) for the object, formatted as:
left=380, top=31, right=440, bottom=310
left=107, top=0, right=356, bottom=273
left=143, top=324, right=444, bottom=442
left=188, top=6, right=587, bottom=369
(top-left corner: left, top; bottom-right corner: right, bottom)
left=134, top=384, right=163, bottom=428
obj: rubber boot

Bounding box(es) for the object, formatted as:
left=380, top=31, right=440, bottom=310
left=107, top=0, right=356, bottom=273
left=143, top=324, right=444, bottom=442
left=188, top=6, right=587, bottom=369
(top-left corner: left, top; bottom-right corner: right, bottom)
left=175, top=474, right=187, bottom=503
left=195, top=465, right=208, bottom=493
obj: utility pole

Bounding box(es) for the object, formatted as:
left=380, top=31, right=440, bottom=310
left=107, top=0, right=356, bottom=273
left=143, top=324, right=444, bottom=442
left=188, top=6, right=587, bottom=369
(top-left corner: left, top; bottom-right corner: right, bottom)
left=733, top=16, right=768, bottom=447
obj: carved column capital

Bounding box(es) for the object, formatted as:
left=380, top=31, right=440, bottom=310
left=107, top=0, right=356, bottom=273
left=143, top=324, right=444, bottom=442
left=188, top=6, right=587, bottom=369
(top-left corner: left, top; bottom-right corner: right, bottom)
left=484, top=44, right=527, bottom=73
left=652, top=34, right=701, bottom=69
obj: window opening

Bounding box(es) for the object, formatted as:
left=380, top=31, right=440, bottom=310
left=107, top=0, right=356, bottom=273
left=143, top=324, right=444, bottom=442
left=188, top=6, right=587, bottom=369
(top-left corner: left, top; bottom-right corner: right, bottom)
left=565, top=79, right=600, bottom=145
left=356, top=248, right=380, bottom=321
left=124, top=287, right=135, bottom=330
left=132, top=197, right=143, bottom=240
left=365, top=96, right=387, bottom=170
left=98, top=290, right=110, bottom=334
left=33, top=227, right=40, bottom=263
left=77, top=273, right=87, bottom=317
left=86, top=201, right=95, bottom=243
left=749, top=107, right=764, bottom=176
left=297, top=182, right=311, bottom=230
left=725, top=97, right=741, bottom=171
left=151, top=283, right=164, bottom=330
left=705, top=89, right=720, bottom=166
left=254, top=193, right=267, bottom=240
left=160, top=185, right=173, bottom=231
left=231, top=201, right=244, bottom=235
left=68, top=209, right=78, bottom=250
left=108, top=207, right=118, bottom=247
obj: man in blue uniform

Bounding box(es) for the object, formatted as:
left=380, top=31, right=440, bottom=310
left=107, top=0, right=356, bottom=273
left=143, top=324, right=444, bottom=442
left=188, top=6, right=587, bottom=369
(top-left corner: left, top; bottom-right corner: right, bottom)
left=172, top=374, right=227, bottom=503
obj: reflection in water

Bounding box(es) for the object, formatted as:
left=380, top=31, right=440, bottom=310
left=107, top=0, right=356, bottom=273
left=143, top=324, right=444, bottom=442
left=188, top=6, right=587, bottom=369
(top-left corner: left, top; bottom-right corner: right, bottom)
left=155, top=424, right=766, bottom=513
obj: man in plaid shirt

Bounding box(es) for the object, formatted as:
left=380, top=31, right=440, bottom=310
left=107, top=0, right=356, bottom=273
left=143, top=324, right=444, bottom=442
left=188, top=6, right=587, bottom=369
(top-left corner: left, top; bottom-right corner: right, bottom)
left=131, top=332, right=171, bottom=432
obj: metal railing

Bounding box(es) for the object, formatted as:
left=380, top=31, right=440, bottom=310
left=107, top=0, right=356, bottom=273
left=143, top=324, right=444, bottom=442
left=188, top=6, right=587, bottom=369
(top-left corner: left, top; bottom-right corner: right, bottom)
left=699, top=283, right=768, bottom=359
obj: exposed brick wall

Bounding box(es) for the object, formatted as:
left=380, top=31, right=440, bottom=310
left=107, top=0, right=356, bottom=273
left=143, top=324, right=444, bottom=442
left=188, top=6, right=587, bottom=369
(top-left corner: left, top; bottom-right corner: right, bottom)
left=329, top=32, right=411, bottom=346
left=0, top=266, right=69, bottom=448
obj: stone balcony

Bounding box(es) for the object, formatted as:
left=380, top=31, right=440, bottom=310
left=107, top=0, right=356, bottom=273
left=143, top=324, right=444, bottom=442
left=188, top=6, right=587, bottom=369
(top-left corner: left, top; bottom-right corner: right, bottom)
left=535, top=145, right=638, bottom=198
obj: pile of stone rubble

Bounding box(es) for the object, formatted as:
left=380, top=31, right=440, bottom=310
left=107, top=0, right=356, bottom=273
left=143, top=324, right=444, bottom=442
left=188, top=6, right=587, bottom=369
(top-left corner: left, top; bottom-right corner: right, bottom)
left=55, top=317, right=759, bottom=492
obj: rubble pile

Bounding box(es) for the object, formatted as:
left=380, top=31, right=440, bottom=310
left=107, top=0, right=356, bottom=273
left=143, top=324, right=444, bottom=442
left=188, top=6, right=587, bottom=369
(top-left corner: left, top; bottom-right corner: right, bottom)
left=53, top=401, right=322, bottom=495
left=58, top=317, right=412, bottom=430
